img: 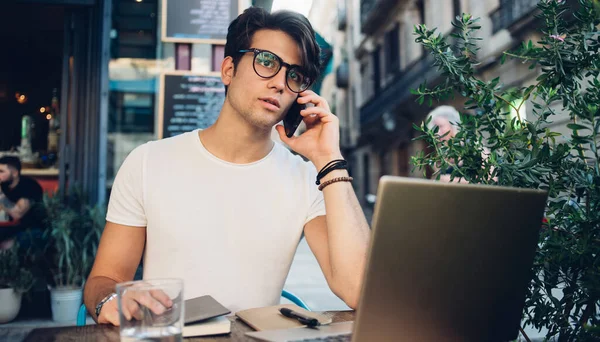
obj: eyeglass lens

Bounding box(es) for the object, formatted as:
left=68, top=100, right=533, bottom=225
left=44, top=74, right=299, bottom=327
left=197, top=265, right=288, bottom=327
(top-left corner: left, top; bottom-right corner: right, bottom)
left=253, top=51, right=310, bottom=92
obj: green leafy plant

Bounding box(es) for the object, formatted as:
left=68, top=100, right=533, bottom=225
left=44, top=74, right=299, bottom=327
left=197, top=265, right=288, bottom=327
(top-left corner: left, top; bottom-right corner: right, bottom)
left=42, top=189, right=105, bottom=288
left=411, top=0, right=599, bottom=340
left=0, top=246, right=34, bottom=293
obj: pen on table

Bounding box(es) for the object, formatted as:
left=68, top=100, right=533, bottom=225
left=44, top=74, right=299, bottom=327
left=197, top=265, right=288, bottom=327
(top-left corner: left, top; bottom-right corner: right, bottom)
left=280, top=308, right=321, bottom=327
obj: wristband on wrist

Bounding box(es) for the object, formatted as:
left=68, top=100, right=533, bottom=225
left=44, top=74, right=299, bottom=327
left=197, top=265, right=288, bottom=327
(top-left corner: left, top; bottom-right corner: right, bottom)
left=318, top=176, right=353, bottom=191
left=316, top=159, right=348, bottom=185
left=95, top=292, right=117, bottom=317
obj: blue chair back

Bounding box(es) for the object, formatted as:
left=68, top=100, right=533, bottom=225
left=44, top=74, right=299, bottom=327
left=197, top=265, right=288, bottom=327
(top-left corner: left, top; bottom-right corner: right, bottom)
left=76, top=289, right=310, bottom=326
left=281, top=289, right=310, bottom=311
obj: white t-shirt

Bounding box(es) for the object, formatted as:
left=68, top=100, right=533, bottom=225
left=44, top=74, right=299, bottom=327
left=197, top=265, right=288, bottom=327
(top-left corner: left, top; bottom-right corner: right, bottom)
left=106, top=130, right=326, bottom=312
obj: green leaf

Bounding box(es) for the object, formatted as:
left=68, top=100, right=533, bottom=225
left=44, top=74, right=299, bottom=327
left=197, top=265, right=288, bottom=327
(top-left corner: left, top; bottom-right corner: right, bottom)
left=566, top=123, right=589, bottom=130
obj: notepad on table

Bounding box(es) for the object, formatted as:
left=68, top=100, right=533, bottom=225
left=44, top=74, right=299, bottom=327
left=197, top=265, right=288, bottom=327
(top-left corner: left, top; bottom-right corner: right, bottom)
left=183, top=295, right=231, bottom=337
left=183, top=315, right=231, bottom=337
left=236, top=304, right=332, bottom=331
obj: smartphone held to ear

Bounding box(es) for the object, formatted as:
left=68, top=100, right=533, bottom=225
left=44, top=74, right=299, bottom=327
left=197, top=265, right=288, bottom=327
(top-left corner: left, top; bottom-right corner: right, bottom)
left=283, top=97, right=306, bottom=138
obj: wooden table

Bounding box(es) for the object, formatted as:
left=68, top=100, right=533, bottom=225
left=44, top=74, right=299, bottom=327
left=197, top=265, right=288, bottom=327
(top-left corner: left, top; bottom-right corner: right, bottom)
left=23, top=311, right=355, bottom=341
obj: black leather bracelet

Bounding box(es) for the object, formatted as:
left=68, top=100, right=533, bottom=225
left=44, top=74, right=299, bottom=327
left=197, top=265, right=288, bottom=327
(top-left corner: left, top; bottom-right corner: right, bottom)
left=318, top=159, right=344, bottom=174
left=316, top=159, right=348, bottom=185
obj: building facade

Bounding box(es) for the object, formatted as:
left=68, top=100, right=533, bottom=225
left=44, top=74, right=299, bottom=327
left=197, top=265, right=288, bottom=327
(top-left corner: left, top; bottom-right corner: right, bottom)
left=332, top=0, right=562, bottom=206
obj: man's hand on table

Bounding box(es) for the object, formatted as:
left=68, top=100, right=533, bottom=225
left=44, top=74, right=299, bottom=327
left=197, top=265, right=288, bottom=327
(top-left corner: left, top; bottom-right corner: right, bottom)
left=98, top=288, right=173, bottom=326
left=97, top=297, right=120, bottom=325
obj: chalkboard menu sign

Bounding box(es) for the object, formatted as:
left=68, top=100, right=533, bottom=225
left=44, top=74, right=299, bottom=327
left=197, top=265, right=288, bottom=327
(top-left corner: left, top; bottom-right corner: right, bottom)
left=158, top=73, right=225, bottom=139
left=162, top=0, right=242, bottom=43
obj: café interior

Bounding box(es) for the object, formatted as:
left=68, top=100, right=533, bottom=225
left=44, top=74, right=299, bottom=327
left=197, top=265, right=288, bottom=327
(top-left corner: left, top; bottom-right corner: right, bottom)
left=0, top=3, right=65, bottom=194
left=1, top=0, right=109, bottom=203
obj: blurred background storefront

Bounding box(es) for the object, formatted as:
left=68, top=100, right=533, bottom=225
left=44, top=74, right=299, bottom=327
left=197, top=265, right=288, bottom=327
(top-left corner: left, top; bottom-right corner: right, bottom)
left=1, top=0, right=567, bottom=213
left=1, top=0, right=316, bottom=205
left=0, top=0, right=110, bottom=203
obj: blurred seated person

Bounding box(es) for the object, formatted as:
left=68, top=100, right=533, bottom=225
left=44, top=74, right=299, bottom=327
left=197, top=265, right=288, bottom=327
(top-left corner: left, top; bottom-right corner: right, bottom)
left=425, top=106, right=468, bottom=183
left=0, top=156, right=43, bottom=249
left=426, top=106, right=496, bottom=184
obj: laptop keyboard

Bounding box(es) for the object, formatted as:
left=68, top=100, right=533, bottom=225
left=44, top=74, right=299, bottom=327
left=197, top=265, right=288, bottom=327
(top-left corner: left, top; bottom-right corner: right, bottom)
left=290, top=333, right=352, bottom=342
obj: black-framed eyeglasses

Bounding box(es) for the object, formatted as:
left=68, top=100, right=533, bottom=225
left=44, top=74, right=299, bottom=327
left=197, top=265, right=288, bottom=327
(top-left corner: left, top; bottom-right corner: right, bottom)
left=238, top=48, right=312, bottom=93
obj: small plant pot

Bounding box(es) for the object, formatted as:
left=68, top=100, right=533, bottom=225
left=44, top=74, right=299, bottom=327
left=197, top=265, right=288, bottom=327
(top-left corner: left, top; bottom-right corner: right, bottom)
left=49, top=286, right=82, bottom=322
left=0, top=288, right=22, bottom=323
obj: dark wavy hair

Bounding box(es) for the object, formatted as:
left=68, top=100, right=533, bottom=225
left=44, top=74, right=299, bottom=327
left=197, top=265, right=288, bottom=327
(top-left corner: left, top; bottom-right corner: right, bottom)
left=0, top=156, right=21, bottom=173
left=224, top=7, right=321, bottom=92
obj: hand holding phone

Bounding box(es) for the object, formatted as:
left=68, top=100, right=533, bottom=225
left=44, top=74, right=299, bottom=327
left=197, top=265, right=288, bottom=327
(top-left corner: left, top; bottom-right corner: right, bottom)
left=276, top=90, right=342, bottom=168
left=283, top=96, right=306, bottom=138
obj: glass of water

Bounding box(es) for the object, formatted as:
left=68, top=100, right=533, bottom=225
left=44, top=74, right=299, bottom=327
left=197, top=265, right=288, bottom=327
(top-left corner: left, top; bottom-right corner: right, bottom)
left=116, top=278, right=184, bottom=342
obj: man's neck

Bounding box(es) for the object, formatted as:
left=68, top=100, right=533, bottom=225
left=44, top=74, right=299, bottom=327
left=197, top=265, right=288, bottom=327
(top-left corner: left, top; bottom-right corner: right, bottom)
left=199, top=102, right=274, bottom=164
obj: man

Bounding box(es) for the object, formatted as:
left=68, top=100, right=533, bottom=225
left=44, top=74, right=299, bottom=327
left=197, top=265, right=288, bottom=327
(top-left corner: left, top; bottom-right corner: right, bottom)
left=425, top=105, right=461, bottom=143
left=0, top=156, right=44, bottom=249
left=84, top=7, right=371, bottom=326
left=426, top=106, right=492, bottom=184
left=425, top=106, right=467, bottom=183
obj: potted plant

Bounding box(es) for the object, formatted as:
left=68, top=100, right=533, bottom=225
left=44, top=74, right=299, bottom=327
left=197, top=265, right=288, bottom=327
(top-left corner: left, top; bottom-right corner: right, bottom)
left=0, top=247, right=34, bottom=323
left=411, top=1, right=599, bottom=340
left=42, top=190, right=104, bottom=322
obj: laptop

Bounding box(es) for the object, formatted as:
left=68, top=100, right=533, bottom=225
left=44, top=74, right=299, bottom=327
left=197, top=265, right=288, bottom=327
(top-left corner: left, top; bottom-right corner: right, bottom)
left=246, top=176, right=548, bottom=342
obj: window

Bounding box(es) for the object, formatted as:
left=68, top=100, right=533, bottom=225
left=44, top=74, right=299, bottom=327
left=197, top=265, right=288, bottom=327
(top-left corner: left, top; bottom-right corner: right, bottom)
left=372, top=47, right=381, bottom=93
left=398, top=147, right=409, bottom=177
left=111, top=0, right=158, bottom=59
left=363, top=154, right=371, bottom=198
left=360, top=60, right=371, bottom=103
left=380, top=150, right=392, bottom=177
left=108, top=92, right=154, bottom=134
left=384, top=24, right=400, bottom=74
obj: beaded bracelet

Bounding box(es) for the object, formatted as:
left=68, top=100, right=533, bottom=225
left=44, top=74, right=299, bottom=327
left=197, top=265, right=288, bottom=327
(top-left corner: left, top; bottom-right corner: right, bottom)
left=318, top=176, right=353, bottom=191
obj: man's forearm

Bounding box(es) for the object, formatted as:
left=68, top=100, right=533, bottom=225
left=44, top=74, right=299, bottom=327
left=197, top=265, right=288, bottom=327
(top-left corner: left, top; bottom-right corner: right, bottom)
left=0, top=196, right=25, bottom=220
left=318, top=166, right=371, bottom=308
left=0, top=195, right=15, bottom=209
left=84, top=275, right=118, bottom=322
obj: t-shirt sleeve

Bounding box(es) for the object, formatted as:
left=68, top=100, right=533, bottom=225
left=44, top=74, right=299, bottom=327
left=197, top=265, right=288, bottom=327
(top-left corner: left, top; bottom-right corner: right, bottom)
left=106, top=144, right=148, bottom=227
left=21, top=178, right=43, bottom=202
left=304, top=165, right=326, bottom=225
left=31, top=181, right=43, bottom=202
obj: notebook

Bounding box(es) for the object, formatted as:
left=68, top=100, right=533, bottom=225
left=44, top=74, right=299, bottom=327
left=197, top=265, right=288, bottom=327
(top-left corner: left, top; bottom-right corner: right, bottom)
left=183, top=295, right=232, bottom=337
left=236, top=304, right=332, bottom=331
left=183, top=315, right=231, bottom=337
left=184, top=295, right=231, bottom=324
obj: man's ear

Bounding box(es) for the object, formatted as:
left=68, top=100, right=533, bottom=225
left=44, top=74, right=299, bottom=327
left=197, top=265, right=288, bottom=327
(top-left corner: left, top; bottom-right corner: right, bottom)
left=221, top=56, right=235, bottom=86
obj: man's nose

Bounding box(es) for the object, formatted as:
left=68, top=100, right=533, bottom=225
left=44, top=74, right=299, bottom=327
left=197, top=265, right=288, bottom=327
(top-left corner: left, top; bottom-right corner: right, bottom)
left=267, top=68, right=286, bottom=92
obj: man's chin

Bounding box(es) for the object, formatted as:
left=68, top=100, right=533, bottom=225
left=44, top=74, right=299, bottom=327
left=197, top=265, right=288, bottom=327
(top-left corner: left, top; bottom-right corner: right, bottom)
left=258, top=111, right=286, bottom=128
